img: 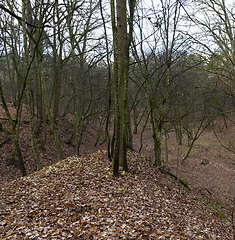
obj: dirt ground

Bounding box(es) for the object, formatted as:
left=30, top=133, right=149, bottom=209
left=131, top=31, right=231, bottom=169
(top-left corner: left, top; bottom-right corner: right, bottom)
left=0, top=105, right=235, bottom=220
left=132, top=124, right=235, bottom=219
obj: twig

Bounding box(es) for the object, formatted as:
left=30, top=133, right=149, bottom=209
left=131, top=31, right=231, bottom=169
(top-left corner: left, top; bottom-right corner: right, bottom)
left=158, top=165, right=189, bottom=189
left=199, top=188, right=212, bottom=196
left=176, top=147, right=179, bottom=186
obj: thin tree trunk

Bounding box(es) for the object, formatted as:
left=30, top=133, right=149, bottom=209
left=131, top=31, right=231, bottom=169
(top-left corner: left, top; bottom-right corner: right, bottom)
left=99, top=0, right=112, bottom=160
left=22, top=0, right=41, bottom=170
left=52, top=2, right=63, bottom=123
left=0, top=78, right=27, bottom=176
left=146, top=95, right=162, bottom=166
left=36, top=44, right=64, bottom=160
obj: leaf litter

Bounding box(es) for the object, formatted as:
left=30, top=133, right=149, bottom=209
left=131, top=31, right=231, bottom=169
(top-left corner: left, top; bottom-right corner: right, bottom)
left=0, top=150, right=232, bottom=239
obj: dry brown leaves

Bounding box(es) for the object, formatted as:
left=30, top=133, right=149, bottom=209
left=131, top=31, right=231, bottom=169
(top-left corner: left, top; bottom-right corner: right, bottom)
left=0, top=150, right=232, bottom=239
left=0, top=107, right=106, bottom=185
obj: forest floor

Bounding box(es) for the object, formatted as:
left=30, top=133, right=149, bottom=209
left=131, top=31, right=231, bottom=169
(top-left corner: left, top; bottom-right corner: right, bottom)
left=133, top=124, right=235, bottom=222
left=0, top=105, right=234, bottom=239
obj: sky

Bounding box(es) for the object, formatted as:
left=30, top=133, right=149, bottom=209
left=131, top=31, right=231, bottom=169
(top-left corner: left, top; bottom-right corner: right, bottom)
left=2, top=0, right=235, bottom=57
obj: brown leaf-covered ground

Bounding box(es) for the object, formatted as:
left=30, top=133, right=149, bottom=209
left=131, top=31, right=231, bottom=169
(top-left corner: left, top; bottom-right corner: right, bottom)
left=133, top=123, right=235, bottom=223
left=0, top=150, right=232, bottom=239
left=0, top=105, right=234, bottom=239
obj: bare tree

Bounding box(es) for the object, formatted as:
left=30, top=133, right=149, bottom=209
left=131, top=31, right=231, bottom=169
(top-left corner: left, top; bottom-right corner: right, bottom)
left=110, top=0, right=135, bottom=176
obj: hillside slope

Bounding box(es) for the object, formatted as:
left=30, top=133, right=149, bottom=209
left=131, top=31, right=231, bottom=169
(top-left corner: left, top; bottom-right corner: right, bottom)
left=0, top=107, right=107, bottom=184
left=0, top=150, right=232, bottom=239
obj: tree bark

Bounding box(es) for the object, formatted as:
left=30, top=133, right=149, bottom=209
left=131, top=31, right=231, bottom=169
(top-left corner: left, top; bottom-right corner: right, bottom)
left=0, top=77, right=27, bottom=176
left=23, top=0, right=43, bottom=171
left=110, top=0, right=120, bottom=177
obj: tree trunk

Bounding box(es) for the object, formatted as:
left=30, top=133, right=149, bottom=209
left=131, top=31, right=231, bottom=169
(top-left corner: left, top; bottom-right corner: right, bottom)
left=36, top=39, right=64, bottom=160
left=0, top=76, right=27, bottom=176
left=110, top=0, right=120, bottom=177
left=99, top=0, right=112, bottom=160
left=23, top=0, right=43, bottom=171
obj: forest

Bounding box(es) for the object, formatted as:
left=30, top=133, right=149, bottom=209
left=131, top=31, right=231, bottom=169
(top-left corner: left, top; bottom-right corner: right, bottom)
left=0, top=0, right=234, bottom=175
left=0, top=0, right=235, bottom=238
